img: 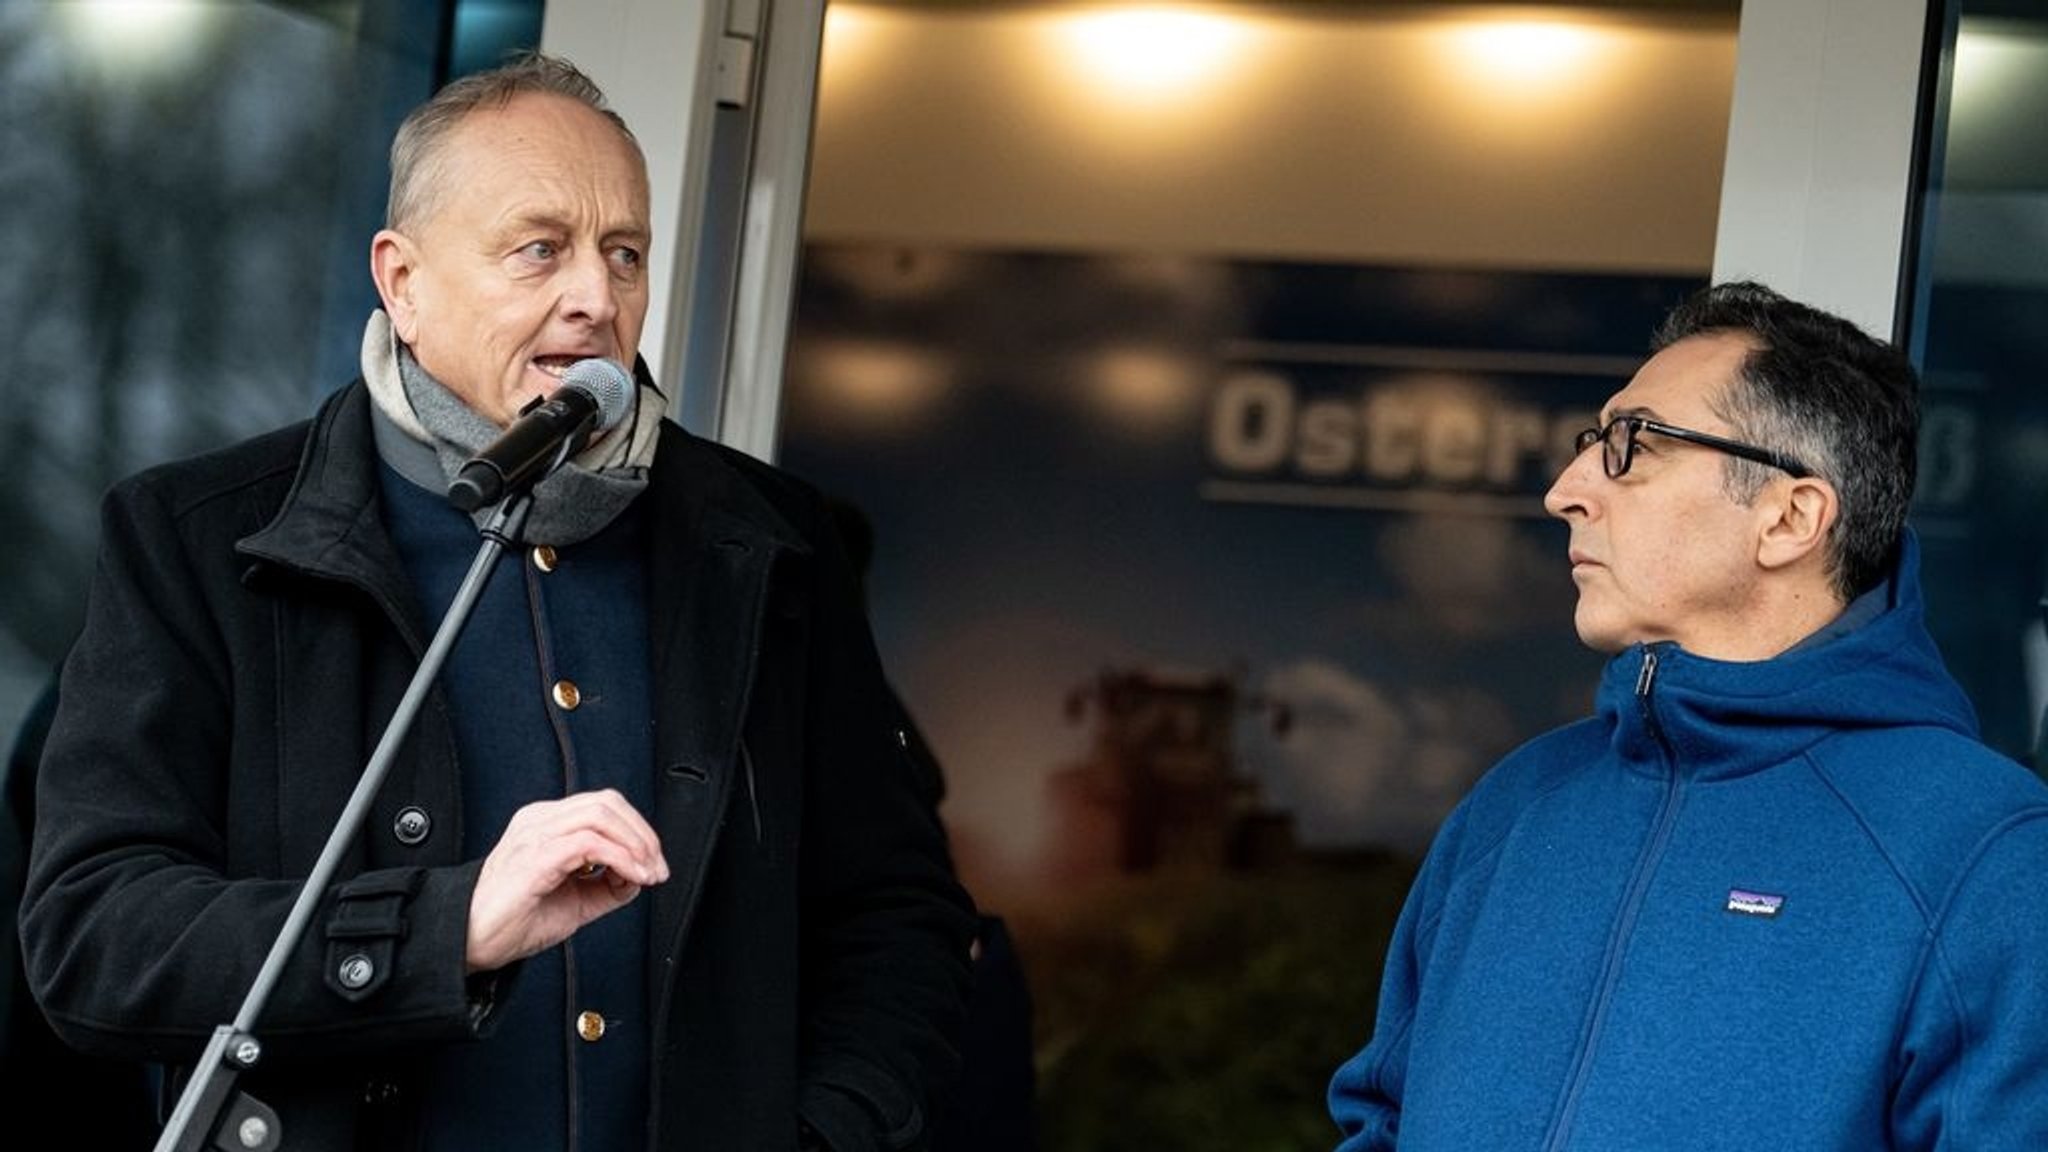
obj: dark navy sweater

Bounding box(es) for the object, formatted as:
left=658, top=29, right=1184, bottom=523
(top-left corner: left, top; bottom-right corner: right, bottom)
left=379, top=463, right=654, bottom=1152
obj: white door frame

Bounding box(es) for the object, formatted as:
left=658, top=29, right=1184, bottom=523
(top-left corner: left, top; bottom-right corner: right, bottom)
left=544, top=0, right=824, bottom=460
left=1713, top=0, right=1935, bottom=339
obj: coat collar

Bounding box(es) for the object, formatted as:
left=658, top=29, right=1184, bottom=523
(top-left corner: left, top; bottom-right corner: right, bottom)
left=234, top=379, right=809, bottom=626
left=235, top=381, right=425, bottom=644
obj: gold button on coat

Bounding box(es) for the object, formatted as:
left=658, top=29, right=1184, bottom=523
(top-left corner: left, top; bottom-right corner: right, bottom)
left=531, top=545, right=558, bottom=572
left=576, top=1010, right=606, bottom=1042
left=552, top=680, right=581, bottom=710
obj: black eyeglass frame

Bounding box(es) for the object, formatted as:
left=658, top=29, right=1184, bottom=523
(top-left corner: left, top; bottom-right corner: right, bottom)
left=1573, top=416, right=1814, bottom=480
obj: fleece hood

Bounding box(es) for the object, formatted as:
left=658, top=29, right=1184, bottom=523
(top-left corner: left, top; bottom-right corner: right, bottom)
left=1595, top=529, right=1980, bottom=783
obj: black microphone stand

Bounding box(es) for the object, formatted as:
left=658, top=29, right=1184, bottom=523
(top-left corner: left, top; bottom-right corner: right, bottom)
left=153, top=438, right=568, bottom=1152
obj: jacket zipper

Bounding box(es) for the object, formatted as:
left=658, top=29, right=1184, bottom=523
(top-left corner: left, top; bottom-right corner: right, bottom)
left=1542, top=647, right=1683, bottom=1150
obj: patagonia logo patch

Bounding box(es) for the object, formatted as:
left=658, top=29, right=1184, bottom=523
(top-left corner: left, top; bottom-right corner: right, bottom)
left=1726, top=889, right=1785, bottom=918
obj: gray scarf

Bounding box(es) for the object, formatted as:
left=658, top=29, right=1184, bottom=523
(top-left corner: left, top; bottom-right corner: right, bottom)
left=360, top=311, right=664, bottom=545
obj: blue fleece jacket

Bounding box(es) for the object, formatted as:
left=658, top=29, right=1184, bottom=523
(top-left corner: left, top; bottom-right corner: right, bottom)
left=1330, top=533, right=2048, bottom=1151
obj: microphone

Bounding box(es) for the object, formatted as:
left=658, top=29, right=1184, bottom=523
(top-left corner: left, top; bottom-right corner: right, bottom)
left=447, top=358, right=635, bottom=512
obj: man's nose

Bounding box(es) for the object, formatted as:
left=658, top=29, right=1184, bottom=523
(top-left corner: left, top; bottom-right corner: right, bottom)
left=1543, top=440, right=1601, bottom=520
left=560, top=251, right=620, bottom=325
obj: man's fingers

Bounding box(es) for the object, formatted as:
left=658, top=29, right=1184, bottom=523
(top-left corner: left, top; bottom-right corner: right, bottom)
left=468, top=796, right=670, bottom=972
left=502, top=791, right=670, bottom=886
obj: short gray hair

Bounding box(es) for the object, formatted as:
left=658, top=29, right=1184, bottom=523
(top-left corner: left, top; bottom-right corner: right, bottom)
left=1652, top=281, right=1919, bottom=601
left=385, top=51, right=639, bottom=232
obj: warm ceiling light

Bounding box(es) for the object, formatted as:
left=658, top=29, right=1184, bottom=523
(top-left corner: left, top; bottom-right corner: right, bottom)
left=823, top=4, right=877, bottom=54
left=1061, top=7, right=1249, bottom=102
left=1449, top=19, right=1599, bottom=88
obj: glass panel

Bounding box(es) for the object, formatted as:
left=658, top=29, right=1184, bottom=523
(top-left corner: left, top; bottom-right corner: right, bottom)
left=0, top=1, right=541, bottom=749
left=1905, top=0, right=2048, bottom=767
left=782, top=4, right=1739, bottom=1146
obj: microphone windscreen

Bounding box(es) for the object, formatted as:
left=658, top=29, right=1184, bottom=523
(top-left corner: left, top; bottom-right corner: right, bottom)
left=560, top=358, right=635, bottom=432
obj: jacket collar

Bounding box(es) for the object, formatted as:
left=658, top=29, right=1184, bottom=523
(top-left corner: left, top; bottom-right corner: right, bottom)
left=235, top=379, right=811, bottom=647
left=235, top=381, right=424, bottom=642
left=1597, top=529, right=1980, bottom=782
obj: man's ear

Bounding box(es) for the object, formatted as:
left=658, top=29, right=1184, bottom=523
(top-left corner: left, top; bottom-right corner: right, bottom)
left=369, top=229, right=420, bottom=343
left=1756, top=475, right=1838, bottom=573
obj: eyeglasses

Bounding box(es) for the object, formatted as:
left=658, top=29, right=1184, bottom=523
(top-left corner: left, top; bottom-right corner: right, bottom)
left=1572, top=416, right=1813, bottom=480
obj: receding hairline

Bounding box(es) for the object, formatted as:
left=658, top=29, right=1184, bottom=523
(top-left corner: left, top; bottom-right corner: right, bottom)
left=385, top=54, right=643, bottom=233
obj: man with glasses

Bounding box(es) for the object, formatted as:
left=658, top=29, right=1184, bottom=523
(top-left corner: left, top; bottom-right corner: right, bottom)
left=1328, top=281, right=2048, bottom=1151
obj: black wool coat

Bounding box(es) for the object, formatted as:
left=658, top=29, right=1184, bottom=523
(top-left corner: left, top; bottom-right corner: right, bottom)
left=20, top=381, right=976, bottom=1151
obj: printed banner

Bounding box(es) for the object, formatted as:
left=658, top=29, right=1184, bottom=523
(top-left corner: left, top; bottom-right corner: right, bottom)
left=780, top=247, right=1703, bottom=1149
